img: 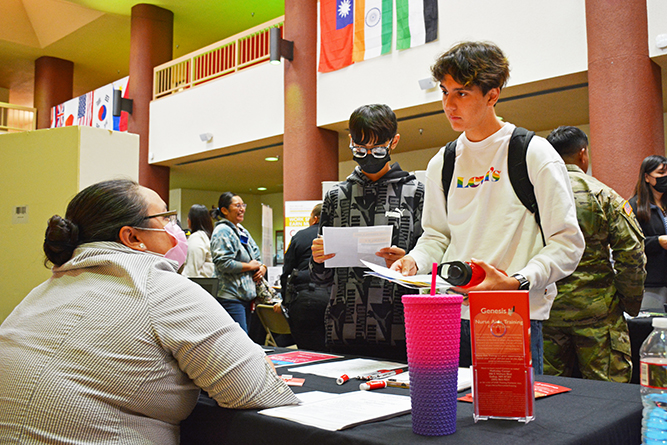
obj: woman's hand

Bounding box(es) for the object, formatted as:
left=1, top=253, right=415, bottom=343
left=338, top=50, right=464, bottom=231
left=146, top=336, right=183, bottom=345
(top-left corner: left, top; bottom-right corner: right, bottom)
left=390, top=255, right=418, bottom=276
left=311, top=236, right=335, bottom=264
left=376, top=246, right=406, bottom=268
left=253, top=263, right=266, bottom=282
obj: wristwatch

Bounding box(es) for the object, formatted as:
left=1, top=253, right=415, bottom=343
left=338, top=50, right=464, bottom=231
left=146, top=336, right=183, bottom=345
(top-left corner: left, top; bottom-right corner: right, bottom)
left=511, top=273, right=530, bottom=290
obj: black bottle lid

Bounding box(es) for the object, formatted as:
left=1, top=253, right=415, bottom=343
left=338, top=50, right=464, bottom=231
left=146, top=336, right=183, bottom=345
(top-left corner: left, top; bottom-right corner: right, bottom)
left=438, top=261, right=473, bottom=286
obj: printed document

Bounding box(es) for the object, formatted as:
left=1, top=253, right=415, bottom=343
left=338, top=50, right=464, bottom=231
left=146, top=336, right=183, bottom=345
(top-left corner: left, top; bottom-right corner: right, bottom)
left=259, top=391, right=411, bottom=431
left=322, top=226, right=392, bottom=268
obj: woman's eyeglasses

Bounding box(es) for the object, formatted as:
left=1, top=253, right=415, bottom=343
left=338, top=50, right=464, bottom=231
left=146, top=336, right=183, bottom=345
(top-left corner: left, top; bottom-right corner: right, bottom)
left=143, top=210, right=178, bottom=225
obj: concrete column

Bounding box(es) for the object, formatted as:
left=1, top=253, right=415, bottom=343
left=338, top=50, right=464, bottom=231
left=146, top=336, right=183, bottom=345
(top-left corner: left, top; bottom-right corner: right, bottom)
left=586, top=0, right=664, bottom=198
left=128, top=4, right=173, bottom=203
left=33, top=56, right=73, bottom=129
left=283, top=0, right=339, bottom=203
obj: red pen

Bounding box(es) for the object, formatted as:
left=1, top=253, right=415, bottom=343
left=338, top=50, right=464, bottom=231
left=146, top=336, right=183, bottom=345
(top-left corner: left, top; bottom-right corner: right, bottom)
left=357, top=368, right=406, bottom=381
left=360, top=380, right=387, bottom=391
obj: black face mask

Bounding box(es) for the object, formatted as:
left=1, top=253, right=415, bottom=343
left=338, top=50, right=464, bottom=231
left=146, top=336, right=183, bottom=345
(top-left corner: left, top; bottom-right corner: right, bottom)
left=653, top=175, right=667, bottom=193
left=354, top=153, right=391, bottom=174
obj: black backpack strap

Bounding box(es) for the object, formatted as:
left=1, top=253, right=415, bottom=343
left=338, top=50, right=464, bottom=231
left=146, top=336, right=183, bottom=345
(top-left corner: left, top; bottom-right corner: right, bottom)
left=441, top=140, right=457, bottom=212
left=507, top=127, right=546, bottom=246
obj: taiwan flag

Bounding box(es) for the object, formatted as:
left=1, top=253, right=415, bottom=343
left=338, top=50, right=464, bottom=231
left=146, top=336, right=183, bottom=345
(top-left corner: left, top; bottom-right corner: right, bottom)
left=319, top=0, right=354, bottom=73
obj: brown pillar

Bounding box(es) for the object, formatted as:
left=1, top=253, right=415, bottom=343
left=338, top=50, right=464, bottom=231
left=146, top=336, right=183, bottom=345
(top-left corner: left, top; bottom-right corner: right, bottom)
left=586, top=0, right=664, bottom=198
left=34, top=57, right=73, bottom=129
left=128, top=4, right=173, bottom=203
left=283, top=0, right=339, bottom=203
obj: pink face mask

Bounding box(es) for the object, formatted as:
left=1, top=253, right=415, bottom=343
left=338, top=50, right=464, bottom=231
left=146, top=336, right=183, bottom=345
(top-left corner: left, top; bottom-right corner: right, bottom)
left=163, top=221, right=188, bottom=268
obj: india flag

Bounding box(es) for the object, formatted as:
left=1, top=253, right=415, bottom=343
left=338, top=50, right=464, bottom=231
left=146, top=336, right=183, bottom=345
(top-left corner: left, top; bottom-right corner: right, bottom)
left=396, top=0, right=438, bottom=50
left=352, top=0, right=392, bottom=62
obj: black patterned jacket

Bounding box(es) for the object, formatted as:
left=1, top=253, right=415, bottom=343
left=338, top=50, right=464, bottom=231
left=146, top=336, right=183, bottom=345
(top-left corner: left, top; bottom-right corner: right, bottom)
left=310, top=163, right=424, bottom=349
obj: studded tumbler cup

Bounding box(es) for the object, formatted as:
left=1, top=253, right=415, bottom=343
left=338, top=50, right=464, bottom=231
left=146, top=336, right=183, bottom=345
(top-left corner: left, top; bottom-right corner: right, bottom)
left=402, top=294, right=463, bottom=436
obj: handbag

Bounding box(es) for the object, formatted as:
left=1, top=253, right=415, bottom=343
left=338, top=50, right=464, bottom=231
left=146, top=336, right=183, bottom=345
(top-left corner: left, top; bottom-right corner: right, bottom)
left=255, top=276, right=278, bottom=304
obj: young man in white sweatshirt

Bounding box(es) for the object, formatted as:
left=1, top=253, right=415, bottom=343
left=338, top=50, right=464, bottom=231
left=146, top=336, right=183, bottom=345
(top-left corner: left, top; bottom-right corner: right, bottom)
left=391, top=41, right=584, bottom=374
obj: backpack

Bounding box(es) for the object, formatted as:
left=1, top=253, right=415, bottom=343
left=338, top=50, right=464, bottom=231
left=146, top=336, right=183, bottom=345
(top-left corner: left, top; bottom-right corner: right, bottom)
left=441, top=126, right=546, bottom=246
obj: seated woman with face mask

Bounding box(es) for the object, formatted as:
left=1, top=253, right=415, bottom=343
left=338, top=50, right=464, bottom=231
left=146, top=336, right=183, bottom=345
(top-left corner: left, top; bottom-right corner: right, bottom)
left=0, top=179, right=298, bottom=444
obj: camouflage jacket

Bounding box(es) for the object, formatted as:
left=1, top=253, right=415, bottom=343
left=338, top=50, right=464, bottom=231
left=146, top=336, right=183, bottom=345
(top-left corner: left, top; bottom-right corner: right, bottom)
left=548, top=165, right=646, bottom=325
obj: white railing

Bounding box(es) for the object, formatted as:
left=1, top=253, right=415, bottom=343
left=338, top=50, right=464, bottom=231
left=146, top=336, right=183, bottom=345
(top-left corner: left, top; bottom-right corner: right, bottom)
left=0, top=102, right=36, bottom=133
left=153, top=16, right=284, bottom=100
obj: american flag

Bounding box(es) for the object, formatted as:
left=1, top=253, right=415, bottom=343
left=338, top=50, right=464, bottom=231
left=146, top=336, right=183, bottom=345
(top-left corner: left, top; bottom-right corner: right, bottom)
left=77, top=92, right=93, bottom=126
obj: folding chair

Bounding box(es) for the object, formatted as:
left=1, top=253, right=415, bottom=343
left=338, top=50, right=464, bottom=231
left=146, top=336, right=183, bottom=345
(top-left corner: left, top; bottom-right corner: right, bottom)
left=188, top=277, right=219, bottom=298
left=255, top=304, right=292, bottom=347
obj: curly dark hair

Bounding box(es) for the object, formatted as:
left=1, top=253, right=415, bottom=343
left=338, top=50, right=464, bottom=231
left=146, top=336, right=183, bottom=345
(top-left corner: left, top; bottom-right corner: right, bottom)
left=431, top=41, right=510, bottom=96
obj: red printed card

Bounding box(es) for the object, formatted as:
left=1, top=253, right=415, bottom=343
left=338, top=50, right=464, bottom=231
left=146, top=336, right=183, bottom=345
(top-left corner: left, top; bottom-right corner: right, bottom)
left=469, top=290, right=534, bottom=421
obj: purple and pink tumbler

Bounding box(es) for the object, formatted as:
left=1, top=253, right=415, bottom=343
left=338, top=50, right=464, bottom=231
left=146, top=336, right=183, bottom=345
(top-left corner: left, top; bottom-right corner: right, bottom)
left=402, top=264, right=463, bottom=436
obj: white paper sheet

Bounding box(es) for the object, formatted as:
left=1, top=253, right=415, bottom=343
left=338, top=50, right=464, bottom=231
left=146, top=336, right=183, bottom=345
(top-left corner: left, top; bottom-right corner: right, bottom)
left=287, top=358, right=406, bottom=379
left=322, top=226, right=392, bottom=268
left=258, top=391, right=411, bottom=431
left=360, top=259, right=451, bottom=290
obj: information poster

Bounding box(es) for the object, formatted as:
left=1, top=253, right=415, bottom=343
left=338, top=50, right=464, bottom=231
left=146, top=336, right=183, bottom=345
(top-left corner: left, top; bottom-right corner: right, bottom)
left=469, top=290, right=534, bottom=422
left=284, top=200, right=321, bottom=250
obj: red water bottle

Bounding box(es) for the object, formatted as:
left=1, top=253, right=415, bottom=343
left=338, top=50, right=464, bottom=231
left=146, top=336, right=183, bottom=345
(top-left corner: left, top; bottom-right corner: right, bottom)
left=438, top=260, right=507, bottom=289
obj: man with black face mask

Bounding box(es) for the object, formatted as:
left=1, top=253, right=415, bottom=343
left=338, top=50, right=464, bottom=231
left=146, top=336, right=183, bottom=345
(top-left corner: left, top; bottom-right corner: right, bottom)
left=310, top=104, right=424, bottom=361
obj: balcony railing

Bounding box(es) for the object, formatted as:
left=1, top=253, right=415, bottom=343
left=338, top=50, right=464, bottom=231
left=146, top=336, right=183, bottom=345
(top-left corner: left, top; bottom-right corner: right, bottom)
left=0, top=102, right=36, bottom=133
left=153, top=16, right=284, bottom=100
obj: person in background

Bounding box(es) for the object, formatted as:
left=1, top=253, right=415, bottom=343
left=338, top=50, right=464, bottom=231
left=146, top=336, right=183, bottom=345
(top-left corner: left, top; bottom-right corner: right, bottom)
left=629, top=155, right=667, bottom=311
left=279, top=203, right=330, bottom=351
left=390, top=42, right=584, bottom=374
left=311, top=104, right=425, bottom=361
left=543, top=126, right=645, bottom=382
left=182, top=204, right=215, bottom=278
left=0, top=180, right=298, bottom=444
left=210, top=192, right=266, bottom=333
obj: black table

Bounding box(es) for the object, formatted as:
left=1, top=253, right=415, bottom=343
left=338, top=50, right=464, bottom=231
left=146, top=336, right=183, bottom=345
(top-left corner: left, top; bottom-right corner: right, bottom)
left=181, top=351, right=642, bottom=445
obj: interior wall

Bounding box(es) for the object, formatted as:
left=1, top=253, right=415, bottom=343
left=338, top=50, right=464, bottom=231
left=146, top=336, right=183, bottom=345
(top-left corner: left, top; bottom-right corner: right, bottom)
left=172, top=189, right=284, bottom=247
left=149, top=62, right=284, bottom=164
left=317, top=0, right=588, bottom=127
left=0, top=87, right=9, bottom=102
left=0, top=126, right=140, bottom=323
left=79, top=127, right=140, bottom=190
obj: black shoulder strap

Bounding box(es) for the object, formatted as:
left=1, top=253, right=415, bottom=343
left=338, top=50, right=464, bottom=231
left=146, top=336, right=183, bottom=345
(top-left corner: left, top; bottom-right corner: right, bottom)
left=441, top=140, right=458, bottom=212
left=508, top=127, right=545, bottom=246
left=440, top=128, right=546, bottom=246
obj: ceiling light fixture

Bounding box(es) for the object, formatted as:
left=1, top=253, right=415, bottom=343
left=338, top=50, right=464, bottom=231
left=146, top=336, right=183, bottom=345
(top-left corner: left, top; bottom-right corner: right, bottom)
left=264, top=156, right=280, bottom=162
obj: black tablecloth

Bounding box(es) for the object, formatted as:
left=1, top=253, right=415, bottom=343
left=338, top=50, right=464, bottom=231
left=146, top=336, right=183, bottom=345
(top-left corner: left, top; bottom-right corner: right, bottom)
left=181, top=350, right=642, bottom=445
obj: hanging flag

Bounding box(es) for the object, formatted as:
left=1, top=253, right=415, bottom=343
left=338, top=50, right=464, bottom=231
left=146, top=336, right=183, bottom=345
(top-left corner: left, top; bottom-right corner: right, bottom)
left=62, top=97, right=79, bottom=127
left=92, top=84, right=113, bottom=130
left=77, top=92, right=93, bottom=126
left=353, top=0, right=392, bottom=62
left=396, top=0, right=438, bottom=50
left=319, top=0, right=355, bottom=73
left=50, top=104, right=64, bottom=128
